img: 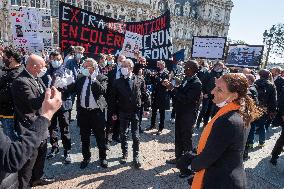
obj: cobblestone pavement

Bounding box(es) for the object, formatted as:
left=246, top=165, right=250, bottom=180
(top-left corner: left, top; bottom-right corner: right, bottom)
left=35, top=110, right=284, bottom=189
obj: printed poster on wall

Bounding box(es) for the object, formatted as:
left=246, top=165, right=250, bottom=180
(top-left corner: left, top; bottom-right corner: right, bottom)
left=59, top=2, right=173, bottom=63
left=191, top=36, right=227, bottom=59
left=226, top=44, right=264, bottom=68
left=9, top=6, right=53, bottom=54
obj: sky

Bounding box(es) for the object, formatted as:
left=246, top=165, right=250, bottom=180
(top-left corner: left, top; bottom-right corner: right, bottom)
left=228, top=0, right=284, bottom=62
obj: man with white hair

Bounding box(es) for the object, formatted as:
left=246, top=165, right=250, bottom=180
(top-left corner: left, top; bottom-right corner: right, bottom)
left=12, top=54, right=54, bottom=187
left=110, top=58, right=150, bottom=169
left=62, top=58, right=109, bottom=169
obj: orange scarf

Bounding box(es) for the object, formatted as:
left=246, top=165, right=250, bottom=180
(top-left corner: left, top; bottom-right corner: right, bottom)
left=191, top=102, right=240, bottom=189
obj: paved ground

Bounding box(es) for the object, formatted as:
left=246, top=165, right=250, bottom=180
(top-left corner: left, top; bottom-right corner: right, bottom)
left=35, top=110, right=284, bottom=189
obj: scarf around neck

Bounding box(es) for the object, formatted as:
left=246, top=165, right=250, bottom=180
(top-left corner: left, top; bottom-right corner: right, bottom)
left=191, top=102, right=240, bottom=189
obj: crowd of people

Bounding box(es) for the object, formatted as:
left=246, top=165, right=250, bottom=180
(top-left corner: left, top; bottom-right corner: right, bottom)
left=0, top=45, right=284, bottom=189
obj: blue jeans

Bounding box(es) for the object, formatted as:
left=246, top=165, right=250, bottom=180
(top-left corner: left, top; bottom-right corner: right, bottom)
left=247, top=116, right=267, bottom=145
left=0, top=118, right=18, bottom=140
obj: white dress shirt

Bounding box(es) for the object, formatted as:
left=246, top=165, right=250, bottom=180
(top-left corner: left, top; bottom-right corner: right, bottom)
left=116, top=65, right=122, bottom=79
left=80, top=77, right=99, bottom=109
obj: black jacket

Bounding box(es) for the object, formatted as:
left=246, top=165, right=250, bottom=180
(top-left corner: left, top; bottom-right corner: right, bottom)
left=254, top=79, right=277, bottom=114
left=0, top=65, right=24, bottom=116
left=12, top=69, right=46, bottom=130
left=274, top=76, right=284, bottom=101
left=151, top=69, right=170, bottom=110
left=0, top=116, right=50, bottom=189
left=110, top=75, right=150, bottom=114
left=65, top=74, right=108, bottom=111
left=171, top=75, right=202, bottom=114
left=191, top=111, right=249, bottom=189
left=197, top=67, right=210, bottom=94
left=203, top=70, right=223, bottom=95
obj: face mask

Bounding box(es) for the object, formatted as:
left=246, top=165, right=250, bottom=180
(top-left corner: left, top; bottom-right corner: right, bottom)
left=76, top=53, right=83, bottom=60
left=101, top=61, right=107, bottom=67
left=81, top=68, right=90, bottom=77
left=216, top=97, right=230, bottom=108
left=107, top=60, right=114, bottom=65
left=37, top=67, right=47, bottom=78
left=51, top=60, right=61, bottom=68
left=214, top=67, right=223, bottom=73
left=121, top=67, right=129, bottom=76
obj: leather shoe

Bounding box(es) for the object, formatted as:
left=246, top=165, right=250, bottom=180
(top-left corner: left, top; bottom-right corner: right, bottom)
left=145, top=126, right=155, bottom=131
left=31, top=177, right=55, bottom=187
left=156, top=129, right=163, bottom=135
left=80, top=159, right=90, bottom=169
left=46, top=148, right=59, bottom=160
left=166, top=158, right=176, bottom=164
left=64, top=154, right=72, bottom=164
left=100, top=159, right=108, bottom=168
left=133, top=160, right=141, bottom=169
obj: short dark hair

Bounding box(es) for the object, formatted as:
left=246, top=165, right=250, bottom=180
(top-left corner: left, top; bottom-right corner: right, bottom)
left=49, top=51, right=61, bottom=58
left=186, top=60, right=200, bottom=74
left=259, top=69, right=270, bottom=80
left=3, top=47, right=22, bottom=63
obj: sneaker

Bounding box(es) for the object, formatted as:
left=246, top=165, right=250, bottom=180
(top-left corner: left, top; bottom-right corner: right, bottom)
left=166, top=158, right=176, bottom=164
left=64, top=154, right=72, bottom=164
left=100, top=159, right=108, bottom=168
left=80, top=159, right=90, bottom=169
left=46, top=148, right=59, bottom=160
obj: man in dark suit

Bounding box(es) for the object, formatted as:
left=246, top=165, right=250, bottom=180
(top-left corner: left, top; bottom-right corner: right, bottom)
left=12, top=54, right=53, bottom=188
left=0, top=87, right=62, bottom=189
left=45, top=52, right=73, bottom=164
left=105, top=55, right=126, bottom=145
left=110, top=59, right=150, bottom=169
left=61, top=58, right=108, bottom=169
left=163, top=60, right=202, bottom=177
left=146, top=60, right=170, bottom=135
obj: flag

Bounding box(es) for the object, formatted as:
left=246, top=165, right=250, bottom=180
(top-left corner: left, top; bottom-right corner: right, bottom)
left=173, top=49, right=185, bottom=64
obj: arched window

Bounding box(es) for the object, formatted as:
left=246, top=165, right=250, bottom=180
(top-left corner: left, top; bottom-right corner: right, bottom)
left=11, top=0, right=22, bottom=5
left=50, top=0, right=59, bottom=17
left=84, top=0, right=92, bottom=11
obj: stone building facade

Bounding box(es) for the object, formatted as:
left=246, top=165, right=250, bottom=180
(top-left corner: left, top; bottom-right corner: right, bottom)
left=0, top=0, right=233, bottom=58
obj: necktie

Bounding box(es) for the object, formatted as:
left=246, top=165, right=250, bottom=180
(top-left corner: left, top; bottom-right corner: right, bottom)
left=85, top=78, right=91, bottom=108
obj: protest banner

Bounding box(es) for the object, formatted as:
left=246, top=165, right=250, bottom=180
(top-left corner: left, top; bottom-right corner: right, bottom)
left=191, top=36, right=226, bottom=59
left=9, top=6, right=53, bottom=54
left=226, top=44, right=264, bottom=68
left=59, top=2, right=172, bottom=63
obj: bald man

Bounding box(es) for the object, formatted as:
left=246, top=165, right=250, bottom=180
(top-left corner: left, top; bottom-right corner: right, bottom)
left=12, top=54, right=54, bottom=188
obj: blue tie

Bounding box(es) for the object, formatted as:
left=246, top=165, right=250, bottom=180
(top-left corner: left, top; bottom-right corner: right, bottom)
left=85, top=78, right=91, bottom=108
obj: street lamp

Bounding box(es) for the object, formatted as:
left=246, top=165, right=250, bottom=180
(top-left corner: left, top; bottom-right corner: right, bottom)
left=263, top=25, right=276, bottom=68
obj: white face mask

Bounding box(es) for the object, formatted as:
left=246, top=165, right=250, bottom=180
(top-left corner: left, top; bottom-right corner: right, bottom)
left=216, top=97, right=231, bottom=108
left=121, top=67, right=129, bottom=76
left=76, top=53, right=83, bottom=60
left=81, top=68, right=90, bottom=77
left=37, top=67, right=47, bottom=78
left=51, top=60, right=61, bottom=68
